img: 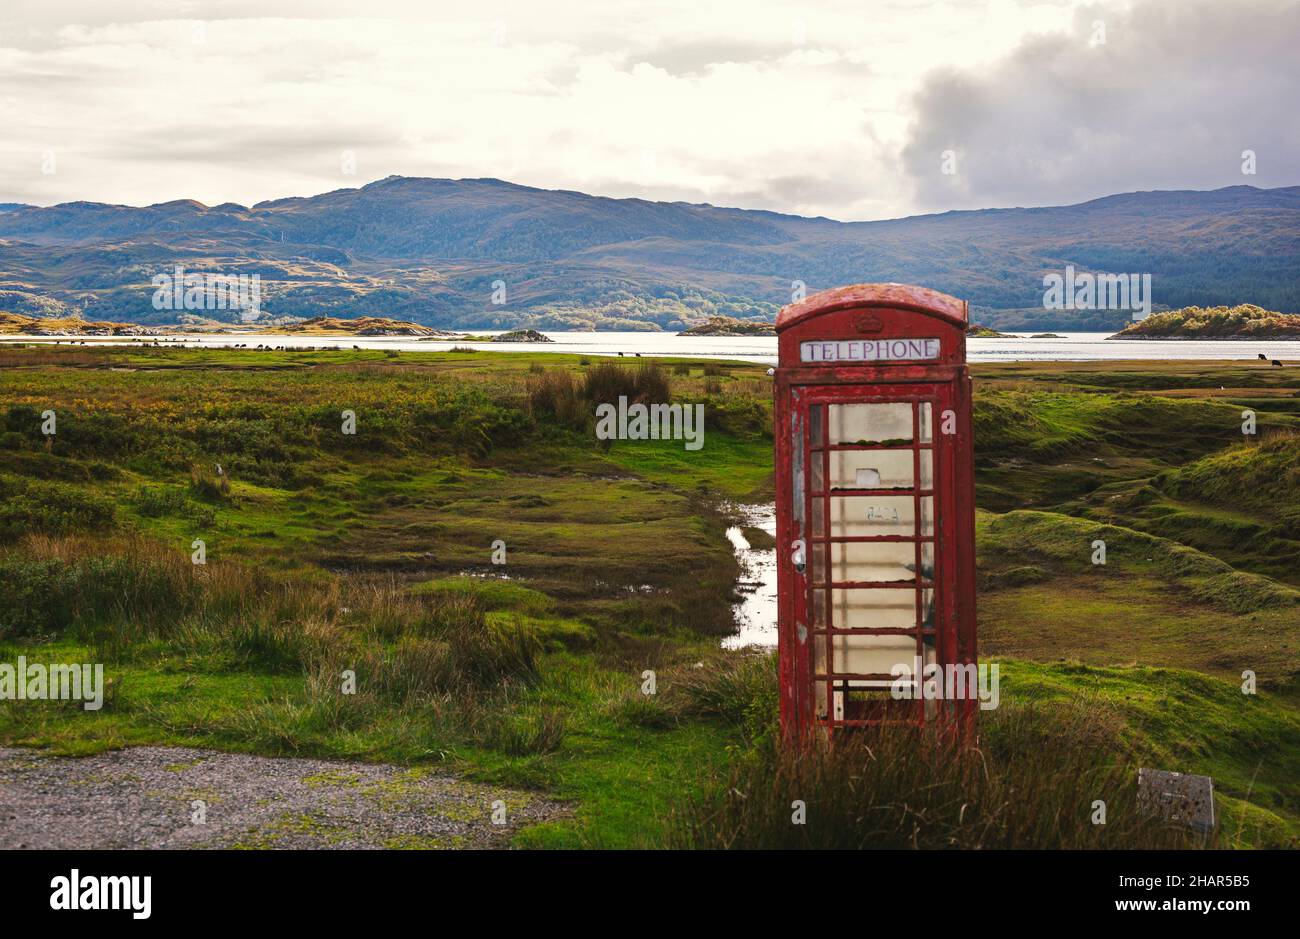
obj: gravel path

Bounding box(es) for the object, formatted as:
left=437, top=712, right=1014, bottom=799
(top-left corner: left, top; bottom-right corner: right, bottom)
left=0, top=746, right=568, bottom=849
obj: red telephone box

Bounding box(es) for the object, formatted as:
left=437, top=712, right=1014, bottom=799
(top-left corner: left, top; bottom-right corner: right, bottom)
left=773, top=283, right=977, bottom=741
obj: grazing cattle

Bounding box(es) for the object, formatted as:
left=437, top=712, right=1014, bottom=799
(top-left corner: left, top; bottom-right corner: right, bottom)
left=617, top=351, right=624, bottom=357
left=1258, top=353, right=1268, bottom=361
left=1272, top=359, right=1284, bottom=367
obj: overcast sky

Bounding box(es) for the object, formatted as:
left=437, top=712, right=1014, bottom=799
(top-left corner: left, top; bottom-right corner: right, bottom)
left=1, top=0, right=1296, bottom=220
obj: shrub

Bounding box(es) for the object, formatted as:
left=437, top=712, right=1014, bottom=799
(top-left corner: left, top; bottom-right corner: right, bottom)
left=0, top=474, right=115, bottom=541
left=581, top=362, right=671, bottom=407
left=189, top=463, right=231, bottom=499
left=431, top=389, right=533, bottom=455
left=133, top=484, right=216, bottom=525
left=634, top=363, right=671, bottom=403
left=529, top=363, right=674, bottom=432
left=0, top=551, right=194, bottom=639
left=581, top=362, right=638, bottom=406
left=527, top=370, right=585, bottom=427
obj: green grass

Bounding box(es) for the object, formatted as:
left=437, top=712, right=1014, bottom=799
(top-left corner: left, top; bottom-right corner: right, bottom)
left=2, top=349, right=1299, bottom=847
left=973, top=387, right=1296, bottom=510
left=673, top=661, right=1298, bottom=849
left=1061, top=434, right=1300, bottom=584
left=994, top=661, right=1299, bottom=845
left=0, top=632, right=742, bottom=848
left=976, top=509, right=1299, bottom=688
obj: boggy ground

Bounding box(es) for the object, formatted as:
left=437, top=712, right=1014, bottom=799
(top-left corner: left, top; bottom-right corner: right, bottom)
left=0, top=345, right=1297, bottom=847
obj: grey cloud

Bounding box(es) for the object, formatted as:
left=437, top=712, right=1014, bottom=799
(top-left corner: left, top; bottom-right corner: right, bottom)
left=728, top=174, right=876, bottom=216
left=625, top=40, right=795, bottom=77
left=901, top=0, right=1300, bottom=210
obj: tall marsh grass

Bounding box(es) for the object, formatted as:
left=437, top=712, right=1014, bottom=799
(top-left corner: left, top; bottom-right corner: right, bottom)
left=0, top=535, right=540, bottom=697
left=526, top=362, right=673, bottom=430
left=671, top=704, right=1208, bottom=849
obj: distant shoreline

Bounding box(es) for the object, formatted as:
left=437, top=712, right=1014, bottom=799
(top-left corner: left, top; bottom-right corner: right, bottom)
left=1108, top=334, right=1300, bottom=340
left=4, top=332, right=1299, bottom=369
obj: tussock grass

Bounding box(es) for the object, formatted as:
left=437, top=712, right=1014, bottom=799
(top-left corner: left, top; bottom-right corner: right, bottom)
left=526, top=369, right=586, bottom=427
left=603, top=654, right=779, bottom=742
left=189, top=463, right=231, bottom=500
left=606, top=688, right=680, bottom=730
left=671, top=653, right=778, bottom=744
left=0, top=534, right=243, bottom=641
left=660, top=654, right=1298, bottom=849
left=0, top=535, right=541, bottom=695
left=526, top=361, right=673, bottom=430
left=584, top=361, right=671, bottom=406
left=132, top=483, right=216, bottom=526
left=671, top=706, right=1208, bottom=850
left=483, top=706, right=567, bottom=756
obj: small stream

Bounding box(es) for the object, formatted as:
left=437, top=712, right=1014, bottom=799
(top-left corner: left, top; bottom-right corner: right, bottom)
left=722, top=503, right=778, bottom=649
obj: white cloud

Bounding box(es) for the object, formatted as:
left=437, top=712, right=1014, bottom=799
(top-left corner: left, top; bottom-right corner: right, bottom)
left=0, top=0, right=1292, bottom=219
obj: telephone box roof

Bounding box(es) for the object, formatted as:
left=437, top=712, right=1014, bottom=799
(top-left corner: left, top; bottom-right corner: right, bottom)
left=776, top=283, right=968, bottom=333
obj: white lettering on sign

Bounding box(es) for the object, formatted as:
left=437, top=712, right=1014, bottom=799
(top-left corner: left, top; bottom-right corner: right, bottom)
left=800, top=338, right=940, bottom=364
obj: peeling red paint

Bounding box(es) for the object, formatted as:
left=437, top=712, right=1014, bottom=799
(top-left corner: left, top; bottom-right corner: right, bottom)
left=774, top=283, right=977, bottom=743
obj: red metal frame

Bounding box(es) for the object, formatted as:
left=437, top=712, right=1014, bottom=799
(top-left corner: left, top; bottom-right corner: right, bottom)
left=774, top=284, right=977, bottom=744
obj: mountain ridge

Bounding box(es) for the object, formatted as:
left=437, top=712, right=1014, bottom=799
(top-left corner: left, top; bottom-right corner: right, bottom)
left=14, top=177, right=1294, bottom=223
left=1, top=177, right=1296, bottom=331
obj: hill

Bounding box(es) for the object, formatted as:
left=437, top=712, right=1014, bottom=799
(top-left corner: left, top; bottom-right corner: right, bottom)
left=1, top=178, right=1297, bottom=330
left=678, top=316, right=775, bottom=336
left=268, top=316, right=454, bottom=336
left=0, top=311, right=146, bottom=336
left=1111, top=304, right=1300, bottom=339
